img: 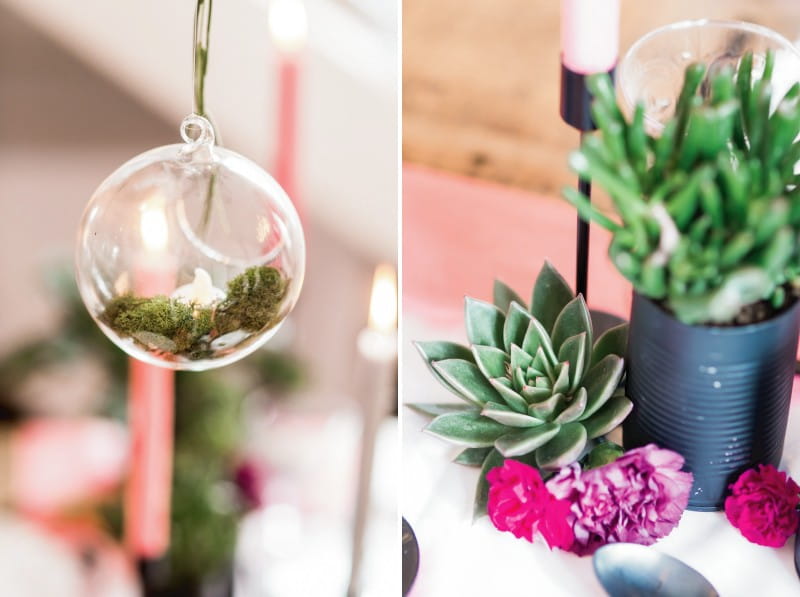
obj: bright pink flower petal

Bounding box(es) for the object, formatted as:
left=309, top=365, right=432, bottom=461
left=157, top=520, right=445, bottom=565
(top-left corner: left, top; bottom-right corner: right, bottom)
left=486, top=460, right=574, bottom=550
left=724, top=464, right=800, bottom=548
left=546, top=444, right=692, bottom=556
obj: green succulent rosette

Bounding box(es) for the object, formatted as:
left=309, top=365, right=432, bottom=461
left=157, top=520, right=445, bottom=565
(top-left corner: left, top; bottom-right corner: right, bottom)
left=410, top=262, right=633, bottom=516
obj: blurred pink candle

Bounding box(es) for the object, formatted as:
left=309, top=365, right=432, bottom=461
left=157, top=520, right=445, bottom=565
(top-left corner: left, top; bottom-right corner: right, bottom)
left=276, top=58, right=299, bottom=202
left=125, top=196, right=176, bottom=559
left=561, top=0, right=620, bottom=74
left=269, top=0, right=307, bottom=214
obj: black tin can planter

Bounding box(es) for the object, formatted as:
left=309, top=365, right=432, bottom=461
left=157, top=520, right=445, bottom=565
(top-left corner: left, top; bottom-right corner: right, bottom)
left=623, top=292, right=800, bottom=511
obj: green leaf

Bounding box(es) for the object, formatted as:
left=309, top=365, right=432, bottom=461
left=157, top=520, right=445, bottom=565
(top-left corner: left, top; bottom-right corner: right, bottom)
left=529, top=392, right=565, bottom=419
left=669, top=267, right=774, bottom=325
left=521, top=318, right=558, bottom=365
left=526, top=366, right=545, bottom=378
left=489, top=378, right=529, bottom=413
left=584, top=441, right=624, bottom=469
left=562, top=186, right=622, bottom=232
left=465, top=298, right=505, bottom=349
left=510, top=344, right=533, bottom=373
left=503, top=302, right=533, bottom=352
left=551, top=295, right=593, bottom=354
left=579, top=354, right=625, bottom=420
left=531, top=261, right=575, bottom=333
left=415, top=341, right=476, bottom=398
left=495, top=423, right=561, bottom=457
left=493, top=280, right=526, bottom=313
left=535, top=422, right=587, bottom=469
left=425, top=412, right=509, bottom=447
left=472, top=345, right=509, bottom=379
left=558, top=332, right=588, bottom=392
left=454, top=447, right=492, bottom=467
left=551, top=362, right=571, bottom=395
left=512, top=366, right=527, bottom=392
left=521, top=385, right=552, bottom=403
left=532, top=346, right=555, bottom=379
left=406, top=403, right=480, bottom=418
left=581, top=396, right=633, bottom=438
left=554, top=386, right=588, bottom=424
left=482, top=402, right=544, bottom=427
left=415, top=340, right=475, bottom=364
left=432, top=359, right=502, bottom=406
left=590, top=323, right=628, bottom=367
left=474, top=448, right=504, bottom=520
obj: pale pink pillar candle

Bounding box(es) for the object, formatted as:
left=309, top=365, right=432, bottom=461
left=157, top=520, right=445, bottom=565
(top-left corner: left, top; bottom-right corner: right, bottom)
left=561, top=0, right=620, bottom=74
left=276, top=57, right=300, bottom=206
left=124, top=200, right=176, bottom=559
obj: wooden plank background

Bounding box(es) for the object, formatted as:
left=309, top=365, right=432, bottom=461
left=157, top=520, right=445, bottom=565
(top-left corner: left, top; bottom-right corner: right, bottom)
left=403, top=0, right=800, bottom=197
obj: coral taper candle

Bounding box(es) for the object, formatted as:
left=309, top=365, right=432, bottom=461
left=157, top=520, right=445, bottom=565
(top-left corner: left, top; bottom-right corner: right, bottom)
left=276, top=59, right=299, bottom=202
left=125, top=195, right=176, bottom=559
left=269, top=0, right=307, bottom=212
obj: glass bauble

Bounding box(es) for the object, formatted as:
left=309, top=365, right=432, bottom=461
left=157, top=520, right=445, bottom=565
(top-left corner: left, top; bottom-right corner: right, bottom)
left=618, top=20, right=800, bottom=134
left=76, top=115, right=305, bottom=370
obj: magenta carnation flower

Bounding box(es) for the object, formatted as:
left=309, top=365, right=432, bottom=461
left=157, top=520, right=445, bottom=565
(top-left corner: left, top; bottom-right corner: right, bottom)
left=234, top=460, right=265, bottom=509
left=724, top=464, right=800, bottom=547
left=546, top=444, right=692, bottom=556
left=486, top=459, right=574, bottom=550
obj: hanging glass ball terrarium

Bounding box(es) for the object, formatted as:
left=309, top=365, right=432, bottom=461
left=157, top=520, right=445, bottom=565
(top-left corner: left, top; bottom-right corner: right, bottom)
left=76, top=115, right=305, bottom=371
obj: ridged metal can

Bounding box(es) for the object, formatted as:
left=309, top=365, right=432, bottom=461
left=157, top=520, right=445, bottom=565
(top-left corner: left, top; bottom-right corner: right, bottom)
left=623, top=293, right=800, bottom=511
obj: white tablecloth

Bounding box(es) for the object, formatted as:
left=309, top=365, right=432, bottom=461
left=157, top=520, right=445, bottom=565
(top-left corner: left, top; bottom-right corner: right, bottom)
left=402, top=312, right=800, bottom=597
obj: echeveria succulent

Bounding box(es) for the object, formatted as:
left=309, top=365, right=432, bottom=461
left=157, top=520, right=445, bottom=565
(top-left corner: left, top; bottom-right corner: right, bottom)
left=410, top=262, right=632, bottom=516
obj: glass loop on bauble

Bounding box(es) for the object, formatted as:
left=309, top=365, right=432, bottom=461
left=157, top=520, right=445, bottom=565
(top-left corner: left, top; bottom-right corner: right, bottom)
left=75, top=114, right=305, bottom=371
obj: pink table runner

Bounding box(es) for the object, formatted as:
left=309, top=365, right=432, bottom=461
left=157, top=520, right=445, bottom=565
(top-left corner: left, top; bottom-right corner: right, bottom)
left=402, top=162, right=800, bottom=387
left=403, top=163, right=631, bottom=326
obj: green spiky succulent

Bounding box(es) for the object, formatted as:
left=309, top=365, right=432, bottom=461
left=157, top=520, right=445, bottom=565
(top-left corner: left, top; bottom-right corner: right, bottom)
left=564, top=50, right=800, bottom=325
left=410, top=262, right=632, bottom=515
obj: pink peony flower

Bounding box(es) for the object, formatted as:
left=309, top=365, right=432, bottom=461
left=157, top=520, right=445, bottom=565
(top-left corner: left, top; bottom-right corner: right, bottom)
left=486, top=459, right=574, bottom=550
left=546, top=444, right=692, bottom=556
left=724, top=464, right=800, bottom=547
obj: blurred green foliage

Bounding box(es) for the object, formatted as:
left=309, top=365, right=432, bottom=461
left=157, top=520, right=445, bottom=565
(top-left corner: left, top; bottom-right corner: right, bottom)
left=0, top=265, right=307, bottom=592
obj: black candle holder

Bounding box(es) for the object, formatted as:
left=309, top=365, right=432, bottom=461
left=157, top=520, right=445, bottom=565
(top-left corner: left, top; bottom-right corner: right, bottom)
left=560, top=61, right=623, bottom=336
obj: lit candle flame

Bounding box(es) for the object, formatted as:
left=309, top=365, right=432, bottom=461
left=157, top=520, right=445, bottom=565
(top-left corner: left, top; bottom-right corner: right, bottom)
left=140, top=195, right=168, bottom=253
left=268, top=0, right=308, bottom=53
left=368, top=264, right=397, bottom=334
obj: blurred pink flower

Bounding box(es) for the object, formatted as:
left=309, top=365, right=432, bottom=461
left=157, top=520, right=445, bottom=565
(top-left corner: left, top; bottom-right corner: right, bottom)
left=547, top=444, right=692, bottom=556
left=725, top=464, right=800, bottom=547
left=234, top=460, right=266, bottom=509
left=12, top=418, right=128, bottom=516
left=486, top=459, right=574, bottom=550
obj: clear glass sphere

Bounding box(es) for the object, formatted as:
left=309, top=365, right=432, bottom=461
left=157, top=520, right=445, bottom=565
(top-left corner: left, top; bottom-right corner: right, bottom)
left=76, top=115, right=305, bottom=371
left=617, top=20, right=800, bottom=133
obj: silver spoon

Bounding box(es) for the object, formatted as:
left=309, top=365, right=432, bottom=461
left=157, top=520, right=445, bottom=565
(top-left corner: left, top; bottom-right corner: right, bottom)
left=593, top=543, right=719, bottom=597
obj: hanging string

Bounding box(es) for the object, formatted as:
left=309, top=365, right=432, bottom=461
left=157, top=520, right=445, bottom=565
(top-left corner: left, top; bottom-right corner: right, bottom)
left=193, top=0, right=213, bottom=119
left=193, top=0, right=218, bottom=236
